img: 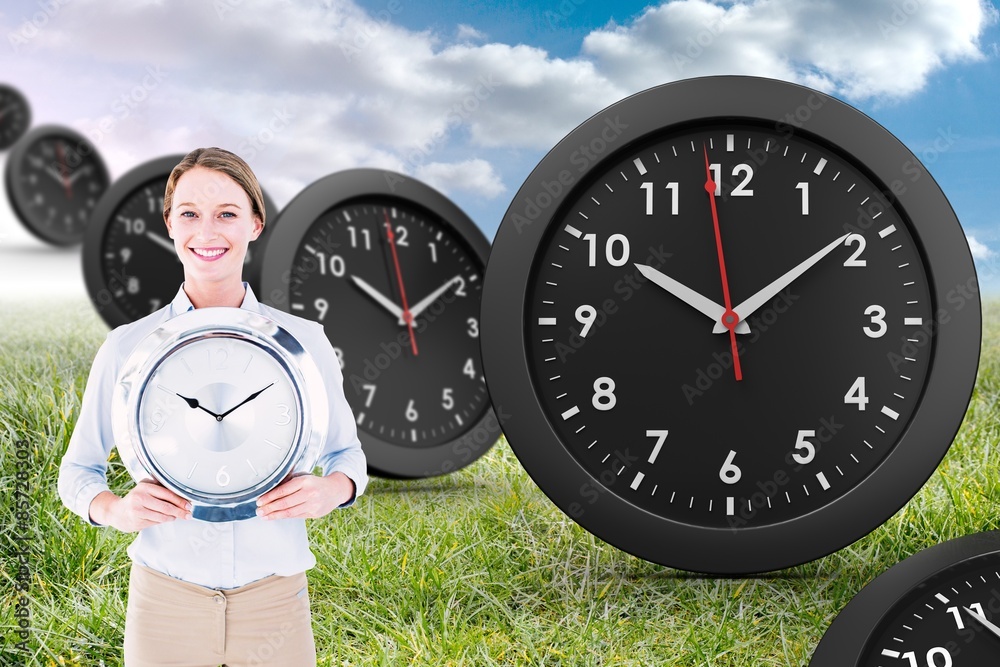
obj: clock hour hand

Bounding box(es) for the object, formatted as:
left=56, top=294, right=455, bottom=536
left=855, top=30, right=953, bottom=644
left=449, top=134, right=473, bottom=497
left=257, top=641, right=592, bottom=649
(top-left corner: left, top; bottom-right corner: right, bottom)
left=634, top=263, right=750, bottom=334
left=713, top=233, right=850, bottom=334
left=146, top=231, right=177, bottom=255
left=175, top=393, right=223, bottom=420
left=963, top=607, right=1000, bottom=641
left=217, top=382, right=275, bottom=420
left=351, top=275, right=405, bottom=322
left=406, top=275, right=461, bottom=324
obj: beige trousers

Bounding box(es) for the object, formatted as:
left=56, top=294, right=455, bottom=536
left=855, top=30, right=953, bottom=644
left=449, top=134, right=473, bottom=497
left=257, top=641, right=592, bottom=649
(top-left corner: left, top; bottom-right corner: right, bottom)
left=123, top=563, right=316, bottom=666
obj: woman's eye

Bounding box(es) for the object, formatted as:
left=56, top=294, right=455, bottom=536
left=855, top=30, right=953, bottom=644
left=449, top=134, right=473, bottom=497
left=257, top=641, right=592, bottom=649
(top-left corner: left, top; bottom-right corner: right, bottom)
left=220, top=211, right=236, bottom=218
left=180, top=211, right=196, bottom=218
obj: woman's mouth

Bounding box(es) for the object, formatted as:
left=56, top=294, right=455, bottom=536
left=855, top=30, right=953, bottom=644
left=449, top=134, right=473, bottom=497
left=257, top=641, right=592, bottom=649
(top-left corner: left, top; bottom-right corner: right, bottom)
left=190, top=247, right=229, bottom=261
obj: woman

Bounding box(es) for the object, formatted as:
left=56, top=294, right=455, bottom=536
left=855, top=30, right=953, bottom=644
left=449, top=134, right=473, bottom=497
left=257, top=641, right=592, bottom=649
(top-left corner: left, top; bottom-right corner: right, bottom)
left=58, top=147, right=368, bottom=666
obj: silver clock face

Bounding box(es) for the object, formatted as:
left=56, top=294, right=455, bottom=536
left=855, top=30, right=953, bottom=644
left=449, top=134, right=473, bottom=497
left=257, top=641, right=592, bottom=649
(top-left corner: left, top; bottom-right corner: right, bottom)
left=137, top=336, right=302, bottom=497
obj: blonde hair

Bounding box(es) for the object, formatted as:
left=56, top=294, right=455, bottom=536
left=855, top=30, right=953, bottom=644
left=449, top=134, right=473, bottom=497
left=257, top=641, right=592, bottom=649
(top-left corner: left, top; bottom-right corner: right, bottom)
left=162, top=147, right=266, bottom=226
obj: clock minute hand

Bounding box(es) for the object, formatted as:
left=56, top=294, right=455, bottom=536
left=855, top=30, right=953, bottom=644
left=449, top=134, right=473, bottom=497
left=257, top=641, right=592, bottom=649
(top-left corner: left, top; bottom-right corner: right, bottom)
left=634, top=263, right=750, bottom=334
left=351, top=275, right=405, bottom=322
left=713, top=233, right=850, bottom=334
left=217, top=382, right=275, bottom=420
left=963, top=607, right=1000, bottom=641
left=406, top=276, right=461, bottom=324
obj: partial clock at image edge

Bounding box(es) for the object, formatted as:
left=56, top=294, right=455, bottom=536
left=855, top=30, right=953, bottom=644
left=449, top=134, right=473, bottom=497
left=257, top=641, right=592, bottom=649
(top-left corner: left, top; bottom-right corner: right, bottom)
left=112, top=307, right=329, bottom=522
left=0, top=83, right=32, bottom=150
left=82, top=154, right=277, bottom=329
left=5, top=124, right=110, bottom=246
left=810, top=531, right=1000, bottom=665
left=480, top=75, right=981, bottom=574
left=259, top=168, right=500, bottom=479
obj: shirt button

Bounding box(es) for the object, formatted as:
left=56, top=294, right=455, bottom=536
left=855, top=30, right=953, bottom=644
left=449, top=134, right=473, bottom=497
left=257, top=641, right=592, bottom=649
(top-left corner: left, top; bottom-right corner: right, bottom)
left=213, top=595, right=224, bottom=605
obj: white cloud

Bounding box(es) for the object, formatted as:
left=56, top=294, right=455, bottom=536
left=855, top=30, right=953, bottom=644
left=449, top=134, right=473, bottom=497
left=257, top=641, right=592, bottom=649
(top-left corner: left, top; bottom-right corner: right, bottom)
left=1, top=0, right=993, bottom=210
left=967, top=235, right=994, bottom=260
left=414, top=159, right=506, bottom=199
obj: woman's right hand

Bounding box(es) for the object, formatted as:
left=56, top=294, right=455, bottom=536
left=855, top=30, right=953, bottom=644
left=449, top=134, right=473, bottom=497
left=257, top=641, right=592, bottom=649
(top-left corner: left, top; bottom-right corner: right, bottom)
left=89, top=481, right=193, bottom=533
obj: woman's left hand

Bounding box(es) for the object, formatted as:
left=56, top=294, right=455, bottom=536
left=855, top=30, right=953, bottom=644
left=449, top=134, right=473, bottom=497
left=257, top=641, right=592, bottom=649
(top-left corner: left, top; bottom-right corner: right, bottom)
left=255, top=472, right=356, bottom=520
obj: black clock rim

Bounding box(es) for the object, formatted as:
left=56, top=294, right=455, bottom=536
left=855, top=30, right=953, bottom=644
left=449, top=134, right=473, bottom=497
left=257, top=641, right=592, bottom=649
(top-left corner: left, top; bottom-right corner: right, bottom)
left=480, top=75, right=981, bottom=574
left=259, top=168, right=501, bottom=479
left=0, top=84, right=32, bottom=150
left=81, top=154, right=276, bottom=330
left=809, top=531, right=1000, bottom=665
left=5, top=124, right=110, bottom=246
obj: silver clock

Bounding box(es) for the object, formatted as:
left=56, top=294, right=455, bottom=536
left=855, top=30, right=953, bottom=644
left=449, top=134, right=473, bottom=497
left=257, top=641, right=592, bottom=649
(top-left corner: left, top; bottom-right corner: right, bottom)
left=112, top=307, right=329, bottom=522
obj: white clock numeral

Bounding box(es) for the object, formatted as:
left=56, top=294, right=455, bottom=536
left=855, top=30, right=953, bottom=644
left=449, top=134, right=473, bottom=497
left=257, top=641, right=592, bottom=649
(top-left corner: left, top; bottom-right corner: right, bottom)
left=583, top=233, right=630, bottom=267
left=454, top=276, right=467, bottom=297
left=148, top=408, right=167, bottom=433
left=844, top=376, right=869, bottom=410
left=592, top=377, right=617, bottom=411
left=120, top=247, right=132, bottom=263
left=315, top=298, right=329, bottom=321
left=362, top=384, right=376, bottom=408
left=275, top=403, right=291, bottom=426
left=123, top=217, right=146, bottom=235
left=902, top=647, right=953, bottom=667
left=795, top=182, right=809, bottom=215
left=216, top=465, right=231, bottom=487
left=463, top=358, right=476, bottom=380
left=127, top=277, right=140, bottom=294
left=640, top=181, right=678, bottom=215
left=719, top=450, right=742, bottom=484
left=316, top=252, right=346, bottom=277
left=428, top=241, right=437, bottom=263
left=346, top=225, right=371, bottom=250
left=731, top=163, right=754, bottom=196
left=394, top=225, right=409, bottom=246
left=864, top=305, right=887, bottom=338
left=441, top=388, right=454, bottom=410
left=947, top=603, right=985, bottom=630
left=333, top=347, right=345, bottom=370
left=148, top=298, right=161, bottom=313
left=405, top=399, right=418, bottom=422
left=645, top=429, right=669, bottom=464
left=709, top=163, right=754, bottom=196
left=466, top=317, right=479, bottom=338
left=844, top=234, right=867, bottom=267
left=575, top=305, right=597, bottom=337
left=792, top=430, right=816, bottom=465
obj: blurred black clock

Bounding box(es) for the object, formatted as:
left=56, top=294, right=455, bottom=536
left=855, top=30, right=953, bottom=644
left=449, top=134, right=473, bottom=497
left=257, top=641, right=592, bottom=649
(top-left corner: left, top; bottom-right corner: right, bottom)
left=5, top=125, right=109, bottom=245
left=481, top=76, right=980, bottom=574
left=811, top=531, right=1000, bottom=666
left=82, top=154, right=276, bottom=328
left=260, top=168, right=499, bottom=478
left=0, top=84, right=31, bottom=150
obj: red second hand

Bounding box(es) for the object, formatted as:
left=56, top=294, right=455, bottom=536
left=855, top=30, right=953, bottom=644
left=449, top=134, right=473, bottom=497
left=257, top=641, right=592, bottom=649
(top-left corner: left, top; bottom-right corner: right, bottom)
left=384, top=210, right=418, bottom=356
left=703, top=144, right=743, bottom=382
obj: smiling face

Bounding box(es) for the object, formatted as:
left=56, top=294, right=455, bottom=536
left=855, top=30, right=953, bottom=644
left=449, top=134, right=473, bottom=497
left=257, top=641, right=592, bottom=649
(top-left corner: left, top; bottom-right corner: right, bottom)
left=164, top=166, right=263, bottom=289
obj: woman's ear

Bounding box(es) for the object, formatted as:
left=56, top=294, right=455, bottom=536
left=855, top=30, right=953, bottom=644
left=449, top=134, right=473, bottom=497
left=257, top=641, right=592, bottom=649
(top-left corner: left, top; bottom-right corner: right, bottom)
left=251, top=215, right=264, bottom=241
left=164, top=214, right=173, bottom=238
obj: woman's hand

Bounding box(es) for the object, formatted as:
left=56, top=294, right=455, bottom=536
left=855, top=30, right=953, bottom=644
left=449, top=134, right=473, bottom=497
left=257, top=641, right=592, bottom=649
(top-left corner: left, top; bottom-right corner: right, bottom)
left=255, top=472, right=356, bottom=521
left=89, top=481, right=193, bottom=533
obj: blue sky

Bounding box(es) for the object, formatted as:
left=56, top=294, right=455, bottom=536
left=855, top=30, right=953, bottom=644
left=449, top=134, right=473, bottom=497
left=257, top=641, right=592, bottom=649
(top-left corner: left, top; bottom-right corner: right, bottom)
left=1, top=0, right=998, bottom=292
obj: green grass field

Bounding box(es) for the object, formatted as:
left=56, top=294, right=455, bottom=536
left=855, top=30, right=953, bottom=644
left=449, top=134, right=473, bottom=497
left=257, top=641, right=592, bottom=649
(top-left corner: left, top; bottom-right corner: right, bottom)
left=2, top=297, right=999, bottom=666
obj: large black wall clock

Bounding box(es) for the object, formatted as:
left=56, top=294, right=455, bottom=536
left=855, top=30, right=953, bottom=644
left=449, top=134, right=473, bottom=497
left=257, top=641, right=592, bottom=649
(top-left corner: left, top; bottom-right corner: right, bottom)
left=0, top=84, right=31, bottom=150
left=83, top=154, right=276, bottom=329
left=480, top=75, right=980, bottom=574
left=811, top=531, right=1000, bottom=665
left=5, top=124, right=110, bottom=245
left=260, top=168, right=500, bottom=478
